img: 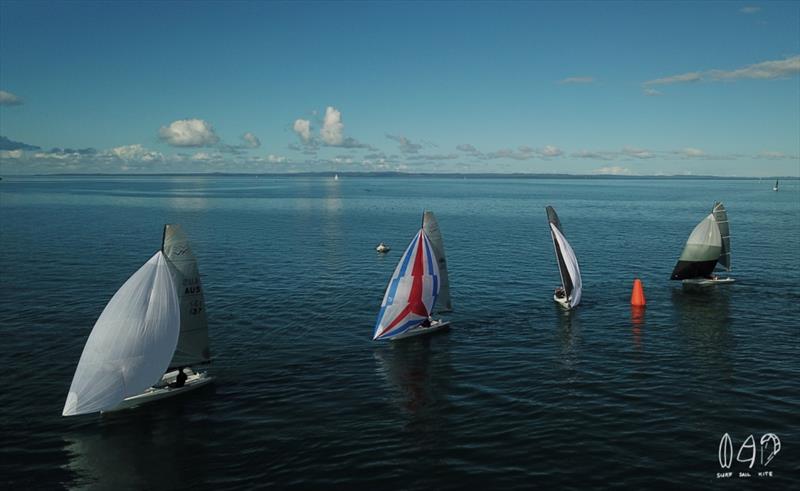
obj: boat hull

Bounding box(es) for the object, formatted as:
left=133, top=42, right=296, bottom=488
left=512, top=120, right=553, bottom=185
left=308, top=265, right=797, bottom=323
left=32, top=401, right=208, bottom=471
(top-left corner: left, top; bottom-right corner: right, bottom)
left=103, top=370, right=213, bottom=413
left=682, top=277, right=736, bottom=288
left=553, top=294, right=572, bottom=309
left=390, top=320, right=451, bottom=340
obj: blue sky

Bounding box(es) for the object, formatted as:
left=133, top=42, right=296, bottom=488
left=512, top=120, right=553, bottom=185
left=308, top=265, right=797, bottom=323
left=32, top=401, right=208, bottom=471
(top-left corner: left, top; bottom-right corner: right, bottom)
left=1, top=1, right=798, bottom=176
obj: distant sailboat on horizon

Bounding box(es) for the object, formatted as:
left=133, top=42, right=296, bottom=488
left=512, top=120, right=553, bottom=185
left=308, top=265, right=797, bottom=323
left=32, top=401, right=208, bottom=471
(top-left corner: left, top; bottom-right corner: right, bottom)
left=670, top=202, right=734, bottom=287
left=545, top=206, right=582, bottom=309
left=773, top=179, right=779, bottom=191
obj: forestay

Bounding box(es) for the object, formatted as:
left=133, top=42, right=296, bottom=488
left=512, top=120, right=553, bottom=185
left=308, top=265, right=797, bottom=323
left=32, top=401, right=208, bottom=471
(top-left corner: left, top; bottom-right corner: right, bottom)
left=162, top=224, right=211, bottom=369
left=422, top=211, right=452, bottom=313
left=373, top=229, right=440, bottom=340
left=62, top=251, right=180, bottom=416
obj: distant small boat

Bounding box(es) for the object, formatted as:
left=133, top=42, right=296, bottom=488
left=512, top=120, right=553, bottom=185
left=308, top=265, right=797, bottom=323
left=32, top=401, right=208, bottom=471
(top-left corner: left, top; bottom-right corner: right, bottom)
left=545, top=206, right=582, bottom=309
left=773, top=179, right=779, bottom=191
left=63, top=225, right=213, bottom=416
left=373, top=211, right=452, bottom=340
left=376, top=242, right=391, bottom=253
left=334, top=173, right=339, bottom=181
left=671, top=202, right=734, bottom=287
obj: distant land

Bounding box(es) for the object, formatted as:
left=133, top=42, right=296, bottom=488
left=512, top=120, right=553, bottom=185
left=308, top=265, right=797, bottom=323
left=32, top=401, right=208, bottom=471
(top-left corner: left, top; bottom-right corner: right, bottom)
left=2, top=172, right=797, bottom=180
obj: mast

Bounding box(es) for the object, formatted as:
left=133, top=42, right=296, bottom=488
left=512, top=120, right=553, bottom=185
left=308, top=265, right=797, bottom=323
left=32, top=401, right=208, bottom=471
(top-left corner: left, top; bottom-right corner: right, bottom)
left=712, top=202, right=731, bottom=272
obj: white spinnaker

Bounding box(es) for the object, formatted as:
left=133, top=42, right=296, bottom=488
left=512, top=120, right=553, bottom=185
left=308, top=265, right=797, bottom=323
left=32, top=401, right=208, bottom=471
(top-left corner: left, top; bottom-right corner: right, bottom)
left=63, top=251, right=180, bottom=416
left=678, top=213, right=722, bottom=263
left=422, top=211, right=452, bottom=312
left=550, top=224, right=582, bottom=308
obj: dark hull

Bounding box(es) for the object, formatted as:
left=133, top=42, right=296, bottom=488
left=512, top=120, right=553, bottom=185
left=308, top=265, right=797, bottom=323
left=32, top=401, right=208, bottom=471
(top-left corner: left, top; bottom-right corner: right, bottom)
left=670, top=259, right=718, bottom=280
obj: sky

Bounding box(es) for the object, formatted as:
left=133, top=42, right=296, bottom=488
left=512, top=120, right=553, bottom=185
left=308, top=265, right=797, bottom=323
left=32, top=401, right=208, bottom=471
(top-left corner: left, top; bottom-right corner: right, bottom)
left=0, top=1, right=798, bottom=176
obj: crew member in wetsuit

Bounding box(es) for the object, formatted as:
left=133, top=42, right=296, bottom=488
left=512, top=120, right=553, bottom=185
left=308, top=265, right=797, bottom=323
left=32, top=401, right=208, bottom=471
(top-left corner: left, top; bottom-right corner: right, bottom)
left=170, top=368, right=188, bottom=388
left=555, top=287, right=566, bottom=299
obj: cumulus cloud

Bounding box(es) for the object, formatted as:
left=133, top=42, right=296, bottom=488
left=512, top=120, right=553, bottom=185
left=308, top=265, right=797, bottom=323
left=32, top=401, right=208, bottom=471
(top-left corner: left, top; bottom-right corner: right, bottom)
left=158, top=119, right=220, bottom=147
left=293, top=119, right=311, bottom=143
left=681, top=147, right=706, bottom=158
left=759, top=150, right=796, bottom=160
left=0, top=90, right=22, bottom=106
left=740, top=6, right=760, bottom=14
left=643, top=88, right=662, bottom=96
left=267, top=154, right=286, bottom=163
left=241, top=132, right=261, bottom=148
left=456, top=144, right=481, bottom=155
left=559, top=76, right=595, bottom=84
left=320, top=106, right=344, bottom=145
left=621, top=146, right=654, bottom=159
left=0, top=135, right=40, bottom=151
left=593, top=166, right=632, bottom=175
left=643, top=55, right=800, bottom=87
left=106, top=144, right=163, bottom=162
left=386, top=134, right=422, bottom=154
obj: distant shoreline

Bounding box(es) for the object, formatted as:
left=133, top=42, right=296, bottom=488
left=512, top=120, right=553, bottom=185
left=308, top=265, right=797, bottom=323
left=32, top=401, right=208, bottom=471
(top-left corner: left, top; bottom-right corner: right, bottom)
left=1, top=172, right=797, bottom=180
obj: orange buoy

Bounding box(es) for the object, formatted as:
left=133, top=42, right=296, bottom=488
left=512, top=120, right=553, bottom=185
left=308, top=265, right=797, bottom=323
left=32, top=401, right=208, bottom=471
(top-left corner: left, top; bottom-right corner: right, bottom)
left=630, top=278, right=646, bottom=306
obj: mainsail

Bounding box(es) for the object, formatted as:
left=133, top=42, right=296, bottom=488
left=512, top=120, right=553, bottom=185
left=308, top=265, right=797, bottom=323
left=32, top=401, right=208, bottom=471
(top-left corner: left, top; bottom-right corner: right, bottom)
left=545, top=206, right=582, bottom=308
left=712, top=202, right=731, bottom=272
left=162, top=224, right=211, bottom=368
left=373, top=229, right=440, bottom=340
left=63, top=252, right=180, bottom=416
left=670, top=213, right=722, bottom=280
left=422, top=210, right=452, bottom=313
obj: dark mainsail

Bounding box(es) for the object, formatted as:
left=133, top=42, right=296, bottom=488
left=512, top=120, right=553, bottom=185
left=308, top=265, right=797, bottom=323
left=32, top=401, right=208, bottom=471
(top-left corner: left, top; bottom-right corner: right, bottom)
left=712, top=202, right=731, bottom=272
left=546, top=206, right=574, bottom=300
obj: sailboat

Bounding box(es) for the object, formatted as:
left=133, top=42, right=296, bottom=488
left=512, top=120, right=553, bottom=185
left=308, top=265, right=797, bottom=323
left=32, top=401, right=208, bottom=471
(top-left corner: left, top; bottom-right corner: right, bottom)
left=63, top=225, right=213, bottom=416
left=670, top=202, right=735, bottom=286
left=373, top=211, right=451, bottom=341
left=773, top=179, right=779, bottom=191
left=334, top=173, right=339, bottom=181
left=545, top=206, right=582, bottom=309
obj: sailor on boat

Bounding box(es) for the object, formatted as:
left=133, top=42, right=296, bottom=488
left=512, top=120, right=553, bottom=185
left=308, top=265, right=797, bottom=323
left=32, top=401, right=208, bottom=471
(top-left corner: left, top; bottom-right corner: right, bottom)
left=376, top=241, right=391, bottom=253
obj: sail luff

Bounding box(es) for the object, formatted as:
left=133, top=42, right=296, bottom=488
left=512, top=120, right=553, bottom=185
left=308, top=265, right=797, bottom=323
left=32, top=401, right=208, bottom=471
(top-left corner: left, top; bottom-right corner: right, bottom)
left=162, top=224, right=211, bottom=368
left=422, top=210, right=452, bottom=313
left=545, top=206, right=570, bottom=297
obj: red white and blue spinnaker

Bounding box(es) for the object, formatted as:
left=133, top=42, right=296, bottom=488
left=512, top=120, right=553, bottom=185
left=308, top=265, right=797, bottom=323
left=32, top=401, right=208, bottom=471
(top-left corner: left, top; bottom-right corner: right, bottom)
left=373, top=229, right=440, bottom=340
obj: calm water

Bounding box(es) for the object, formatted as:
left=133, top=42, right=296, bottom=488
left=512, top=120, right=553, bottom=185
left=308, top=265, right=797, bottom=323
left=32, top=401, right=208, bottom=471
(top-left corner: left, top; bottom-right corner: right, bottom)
left=1, top=176, right=798, bottom=489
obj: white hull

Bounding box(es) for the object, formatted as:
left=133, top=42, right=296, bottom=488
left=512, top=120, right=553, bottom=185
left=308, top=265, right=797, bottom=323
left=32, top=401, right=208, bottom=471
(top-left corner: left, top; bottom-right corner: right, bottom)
left=553, top=294, right=572, bottom=309
left=103, top=370, right=213, bottom=413
left=390, top=320, right=451, bottom=340
left=682, top=277, right=736, bottom=287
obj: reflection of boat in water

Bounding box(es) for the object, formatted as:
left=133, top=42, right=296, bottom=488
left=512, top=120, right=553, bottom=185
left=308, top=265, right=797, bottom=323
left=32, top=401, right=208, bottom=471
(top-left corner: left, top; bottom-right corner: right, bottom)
left=63, top=225, right=214, bottom=416
left=545, top=206, right=582, bottom=309
left=373, top=211, right=452, bottom=341
left=376, top=242, right=391, bottom=253
left=670, top=287, right=733, bottom=372
left=671, top=202, right=734, bottom=287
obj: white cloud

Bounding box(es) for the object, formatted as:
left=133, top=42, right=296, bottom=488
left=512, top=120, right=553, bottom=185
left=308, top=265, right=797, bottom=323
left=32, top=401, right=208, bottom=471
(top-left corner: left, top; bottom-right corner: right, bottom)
left=242, top=132, right=261, bottom=148
left=158, top=119, right=219, bottom=147
left=710, top=55, right=800, bottom=80
left=293, top=119, right=311, bottom=143
left=106, top=144, right=163, bottom=162
left=643, top=88, right=662, bottom=96
left=758, top=150, right=797, bottom=160
left=644, top=55, right=800, bottom=87
left=740, top=6, right=760, bottom=14
left=267, top=154, right=287, bottom=163
left=320, top=106, right=344, bottom=145
left=457, top=144, right=481, bottom=155
left=622, top=146, right=654, bottom=159
left=643, top=72, right=702, bottom=86
left=541, top=145, right=563, bottom=157
left=593, top=166, right=632, bottom=175
left=558, top=76, right=595, bottom=84
left=0, top=149, right=23, bottom=159
left=0, top=90, right=22, bottom=106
